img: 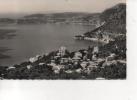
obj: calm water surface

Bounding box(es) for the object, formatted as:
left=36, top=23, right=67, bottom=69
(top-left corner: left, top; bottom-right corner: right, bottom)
left=0, top=24, right=97, bottom=66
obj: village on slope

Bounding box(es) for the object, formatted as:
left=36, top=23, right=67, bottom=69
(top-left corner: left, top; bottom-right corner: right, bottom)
left=0, top=37, right=126, bottom=79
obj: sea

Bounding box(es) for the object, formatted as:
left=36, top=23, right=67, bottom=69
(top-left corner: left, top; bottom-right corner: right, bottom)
left=0, top=23, right=98, bottom=66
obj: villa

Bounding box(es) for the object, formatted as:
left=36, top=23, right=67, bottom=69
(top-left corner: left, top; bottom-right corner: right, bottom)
left=26, top=65, right=33, bottom=70
left=74, top=52, right=83, bottom=58
left=7, top=66, right=16, bottom=70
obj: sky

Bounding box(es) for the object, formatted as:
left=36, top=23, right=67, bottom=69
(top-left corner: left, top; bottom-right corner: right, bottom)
left=0, top=0, right=126, bottom=14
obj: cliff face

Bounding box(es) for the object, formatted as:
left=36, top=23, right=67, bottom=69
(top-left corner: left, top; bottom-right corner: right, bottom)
left=100, top=3, right=126, bottom=34
left=84, top=3, right=126, bottom=37
left=100, top=3, right=126, bottom=24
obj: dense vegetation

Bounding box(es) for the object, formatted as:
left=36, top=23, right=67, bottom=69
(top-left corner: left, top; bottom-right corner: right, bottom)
left=0, top=33, right=126, bottom=80
left=0, top=41, right=126, bottom=80
left=84, top=3, right=126, bottom=38
left=100, top=3, right=126, bottom=34
left=99, top=35, right=126, bottom=59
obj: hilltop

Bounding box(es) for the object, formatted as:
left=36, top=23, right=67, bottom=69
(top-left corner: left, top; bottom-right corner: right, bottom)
left=84, top=3, right=126, bottom=37
left=18, top=12, right=100, bottom=25
left=24, top=12, right=92, bottom=18
left=0, top=12, right=101, bottom=25
left=100, top=3, right=126, bottom=34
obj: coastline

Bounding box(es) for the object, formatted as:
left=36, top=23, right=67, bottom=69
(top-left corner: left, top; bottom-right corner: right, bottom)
left=0, top=37, right=126, bottom=79
left=74, top=35, right=112, bottom=44
left=0, top=3, right=126, bottom=79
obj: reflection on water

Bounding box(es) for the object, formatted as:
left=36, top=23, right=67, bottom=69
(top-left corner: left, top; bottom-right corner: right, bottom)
left=0, top=24, right=97, bottom=66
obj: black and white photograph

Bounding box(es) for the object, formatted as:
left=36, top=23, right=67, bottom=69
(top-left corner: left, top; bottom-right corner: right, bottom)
left=1, top=0, right=137, bottom=100
left=0, top=0, right=126, bottom=80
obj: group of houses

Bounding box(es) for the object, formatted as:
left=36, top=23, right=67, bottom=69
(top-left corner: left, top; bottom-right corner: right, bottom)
left=74, top=21, right=115, bottom=44
left=3, top=45, right=123, bottom=80
left=74, top=34, right=114, bottom=44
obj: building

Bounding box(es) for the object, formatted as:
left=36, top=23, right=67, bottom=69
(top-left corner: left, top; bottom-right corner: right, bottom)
left=26, top=65, right=33, bottom=70
left=7, top=66, right=16, bottom=70
left=74, top=52, right=82, bottom=58
left=92, top=46, right=99, bottom=54
left=58, top=46, right=67, bottom=57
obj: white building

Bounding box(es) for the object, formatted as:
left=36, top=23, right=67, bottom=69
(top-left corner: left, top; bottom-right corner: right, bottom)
left=92, top=54, right=97, bottom=61
left=106, top=53, right=116, bottom=62
left=29, top=57, right=38, bottom=63
left=39, top=63, right=45, bottom=66
left=65, top=70, right=73, bottom=74
left=7, top=66, right=16, bottom=70
left=74, top=52, right=82, bottom=58
left=58, top=46, right=67, bottom=57
left=26, top=65, right=33, bottom=70
left=92, top=46, right=99, bottom=54
left=75, top=68, right=82, bottom=73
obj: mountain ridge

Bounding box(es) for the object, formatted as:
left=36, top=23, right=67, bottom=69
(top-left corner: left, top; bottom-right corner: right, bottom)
left=0, top=12, right=101, bottom=25
left=84, top=3, right=126, bottom=38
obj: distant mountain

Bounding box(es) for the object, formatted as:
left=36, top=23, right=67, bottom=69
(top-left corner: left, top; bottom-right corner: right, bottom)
left=0, top=12, right=101, bottom=25
left=0, top=3, right=126, bottom=29
left=24, top=12, right=91, bottom=18
left=17, top=12, right=100, bottom=25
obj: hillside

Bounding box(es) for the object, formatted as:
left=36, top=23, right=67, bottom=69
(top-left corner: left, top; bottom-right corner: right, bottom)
left=84, top=3, right=126, bottom=38
left=0, top=4, right=126, bottom=79
left=24, top=12, right=90, bottom=18
left=100, top=3, right=126, bottom=34
left=17, top=12, right=100, bottom=25
left=0, top=12, right=100, bottom=25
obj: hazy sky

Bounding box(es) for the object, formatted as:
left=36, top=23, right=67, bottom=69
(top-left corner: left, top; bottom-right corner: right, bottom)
left=0, top=0, right=126, bottom=14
